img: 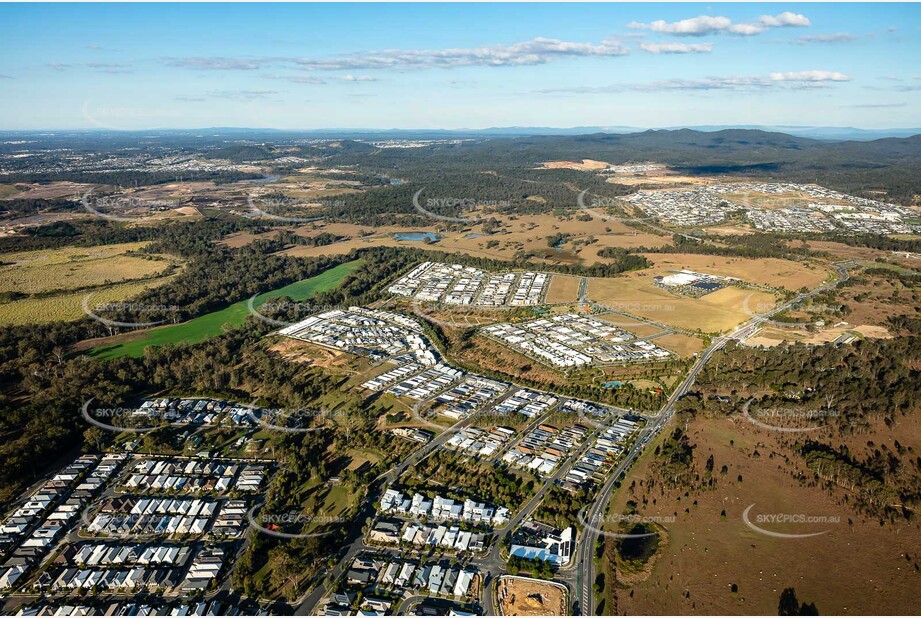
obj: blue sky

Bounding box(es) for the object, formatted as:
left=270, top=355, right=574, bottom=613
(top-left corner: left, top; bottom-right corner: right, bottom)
left=0, top=2, right=918, bottom=130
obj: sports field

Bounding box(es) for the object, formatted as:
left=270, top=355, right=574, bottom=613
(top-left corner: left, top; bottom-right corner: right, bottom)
left=90, top=259, right=363, bottom=359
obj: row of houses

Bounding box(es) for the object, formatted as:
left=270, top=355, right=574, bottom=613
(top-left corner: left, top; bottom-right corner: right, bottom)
left=445, top=426, right=515, bottom=458
left=362, top=360, right=424, bottom=391
left=279, top=308, right=434, bottom=365
left=503, top=423, right=589, bottom=477
left=14, top=600, right=265, bottom=616
left=400, top=523, right=488, bottom=553
left=387, top=261, right=549, bottom=307
left=484, top=313, right=670, bottom=369
left=563, top=418, right=638, bottom=490
left=493, top=388, right=557, bottom=418
left=135, top=398, right=255, bottom=426
left=209, top=499, right=248, bottom=538
left=325, top=554, right=477, bottom=615
left=121, top=459, right=262, bottom=495
left=40, top=566, right=182, bottom=594
left=63, top=543, right=192, bottom=568
left=0, top=454, right=128, bottom=591
left=434, top=375, right=509, bottom=420
left=380, top=490, right=509, bottom=526
left=386, top=364, right=463, bottom=401
left=180, top=546, right=225, bottom=592
left=37, top=544, right=226, bottom=595
left=86, top=496, right=219, bottom=537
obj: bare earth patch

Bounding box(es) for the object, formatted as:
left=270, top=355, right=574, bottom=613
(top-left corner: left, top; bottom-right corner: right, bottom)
left=497, top=576, right=567, bottom=616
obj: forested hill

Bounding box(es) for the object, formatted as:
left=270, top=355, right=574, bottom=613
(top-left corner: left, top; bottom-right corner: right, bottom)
left=313, top=129, right=921, bottom=203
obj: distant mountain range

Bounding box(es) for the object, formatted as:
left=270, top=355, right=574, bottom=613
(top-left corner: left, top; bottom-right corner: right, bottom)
left=212, top=125, right=921, bottom=141
left=347, top=125, right=921, bottom=141
left=3, top=125, right=919, bottom=142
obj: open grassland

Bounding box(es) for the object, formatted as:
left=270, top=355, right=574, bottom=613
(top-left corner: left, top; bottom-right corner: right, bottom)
left=637, top=253, right=830, bottom=290
left=607, top=412, right=921, bottom=615
left=587, top=275, right=778, bottom=333
left=90, top=259, right=363, bottom=359
left=597, top=315, right=664, bottom=338
left=792, top=240, right=887, bottom=261
left=652, top=332, right=707, bottom=358
left=0, top=275, right=177, bottom=326
left=2, top=181, right=99, bottom=200
left=545, top=274, right=582, bottom=303
left=830, top=270, right=919, bottom=328
left=745, top=323, right=891, bottom=348
left=219, top=230, right=282, bottom=248
left=280, top=214, right=671, bottom=264
left=0, top=242, right=176, bottom=295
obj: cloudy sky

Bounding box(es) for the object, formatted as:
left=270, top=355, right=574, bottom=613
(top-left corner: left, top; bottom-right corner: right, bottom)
left=0, top=2, right=918, bottom=130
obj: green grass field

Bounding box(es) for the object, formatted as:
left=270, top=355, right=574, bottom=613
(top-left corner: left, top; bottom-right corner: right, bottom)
left=91, top=259, right=363, bottom=359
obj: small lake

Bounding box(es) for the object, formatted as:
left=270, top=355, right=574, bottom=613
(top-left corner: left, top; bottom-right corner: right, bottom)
left=247, top=175, right=279, bottom=184
left=394, top=232, right=440, bottom=242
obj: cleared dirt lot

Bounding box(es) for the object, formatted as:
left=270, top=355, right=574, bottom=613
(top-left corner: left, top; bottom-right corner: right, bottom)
left=497, top=576, right=567, bottom=616
left=539, top=159, right=611, bottom=171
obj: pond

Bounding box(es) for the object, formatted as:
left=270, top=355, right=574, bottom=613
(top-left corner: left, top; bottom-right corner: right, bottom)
left=393, top=231, right=440, bottom=242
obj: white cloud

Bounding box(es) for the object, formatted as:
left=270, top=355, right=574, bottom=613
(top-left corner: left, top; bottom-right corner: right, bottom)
left=167, top=37, right=629, bottom=74
left=340, top=74, right=377, bottom=82
left=630, top=12, right=809, bottom=37
left=769, top=70, right=850, bottom=82
left=536, top=70, right=851, bottom=94
left=794, top=33, right=858, bottom=44
left=268, top=74, right=327, bottom=84
left=166, top=57, right=267, bottom=70
left=728, top=23, right=765, bottom=36
left=639, top=42, right=713, bottom=54
left=633, top=16, right=732, bottom=36
left=760, top=12, right=811, bottom=27
left=87, top=62, right=132, bottom=74
left=292, top=37, right=629, bottom=70
left=847, top=102, right=906, bottom=109
left=207, top=89, right=278, bottom=101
